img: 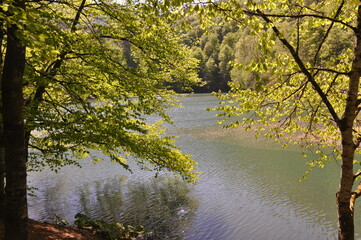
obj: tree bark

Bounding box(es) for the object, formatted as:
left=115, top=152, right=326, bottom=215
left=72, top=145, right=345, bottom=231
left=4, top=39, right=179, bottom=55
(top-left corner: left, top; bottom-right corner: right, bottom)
left=337, top=129, right=356, bottom=240
left=0, top=1, right=6, bottom=239
left=1, top=1, right=27, bottom=239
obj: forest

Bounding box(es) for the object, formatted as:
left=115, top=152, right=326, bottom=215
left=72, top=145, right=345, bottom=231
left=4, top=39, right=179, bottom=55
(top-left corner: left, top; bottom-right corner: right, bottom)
left=179, top=8, right=353, bottom=93
left=2, top=1, right=361, bottom=240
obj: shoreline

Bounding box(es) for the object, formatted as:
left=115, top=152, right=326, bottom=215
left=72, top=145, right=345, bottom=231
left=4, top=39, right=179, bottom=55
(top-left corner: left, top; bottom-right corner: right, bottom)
left=28, top=218, right=103, bottom=240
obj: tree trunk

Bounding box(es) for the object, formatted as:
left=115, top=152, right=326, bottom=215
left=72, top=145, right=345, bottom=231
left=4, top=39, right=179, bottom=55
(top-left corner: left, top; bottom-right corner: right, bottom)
left=0, top=135, right=4, bottom=240
left=337, top=128, right=356, bottom=240
left=1, top=1, right=27, bottom=239
left=0, top=0, right=5, bottom=238
left=337, top=2, right=361, bottom=240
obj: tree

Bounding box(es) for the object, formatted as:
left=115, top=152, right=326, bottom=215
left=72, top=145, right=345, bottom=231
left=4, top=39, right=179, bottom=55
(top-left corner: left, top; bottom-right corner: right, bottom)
left=0, top=0, right=199, bottom=239
left=1, top=1, right=27, bottom=239
left=230, top=30, right=262, bottom=88
left=180, top=14, right=239, bottom=92
left=167, top=0, right=361, bottom=239
left=214, top=1, right=359, bottom=239
left=218, top=41, right=233, bottom=87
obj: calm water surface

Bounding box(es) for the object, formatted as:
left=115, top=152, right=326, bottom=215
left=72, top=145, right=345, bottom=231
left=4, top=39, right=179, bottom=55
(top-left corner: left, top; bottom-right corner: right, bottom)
left=28, top=94, right=360, bottom=239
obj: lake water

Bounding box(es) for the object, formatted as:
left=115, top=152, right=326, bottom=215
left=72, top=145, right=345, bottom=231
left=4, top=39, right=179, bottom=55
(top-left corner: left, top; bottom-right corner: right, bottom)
left=28, top=94, right=360, bottom=239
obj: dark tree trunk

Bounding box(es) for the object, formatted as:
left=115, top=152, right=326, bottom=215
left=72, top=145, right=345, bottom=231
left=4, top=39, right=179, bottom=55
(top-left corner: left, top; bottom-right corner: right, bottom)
left=0, top=0, right=5, bottom=238
left=1, top=1, right=27, bottom=239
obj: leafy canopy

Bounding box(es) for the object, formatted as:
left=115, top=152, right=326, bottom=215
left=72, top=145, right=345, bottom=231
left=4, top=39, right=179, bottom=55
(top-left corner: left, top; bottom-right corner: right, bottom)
left=162, top=0, right=358, bottom=174
left=214, top=0, right=355, bottom=172
left=4, top=0, right=200, bottom=181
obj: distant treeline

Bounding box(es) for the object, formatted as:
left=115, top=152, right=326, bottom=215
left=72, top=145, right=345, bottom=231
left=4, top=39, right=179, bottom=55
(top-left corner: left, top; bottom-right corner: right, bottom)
left=175, top=9, right=353, bottom=93
left=118, top=5, right=353, bottom=94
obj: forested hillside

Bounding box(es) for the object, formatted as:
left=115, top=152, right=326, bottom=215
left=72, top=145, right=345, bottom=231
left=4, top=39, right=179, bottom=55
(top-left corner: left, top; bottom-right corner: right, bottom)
left=181, top=5, right=353, bottom=93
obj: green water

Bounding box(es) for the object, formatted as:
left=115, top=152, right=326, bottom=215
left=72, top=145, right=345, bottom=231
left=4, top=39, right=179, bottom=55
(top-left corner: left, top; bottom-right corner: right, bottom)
left=28, top=94, right=360, bottom=239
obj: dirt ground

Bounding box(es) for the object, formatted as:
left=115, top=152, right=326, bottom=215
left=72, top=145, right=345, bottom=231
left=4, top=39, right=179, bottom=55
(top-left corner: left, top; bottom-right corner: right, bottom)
left=28, top=219, right=103, bottom=240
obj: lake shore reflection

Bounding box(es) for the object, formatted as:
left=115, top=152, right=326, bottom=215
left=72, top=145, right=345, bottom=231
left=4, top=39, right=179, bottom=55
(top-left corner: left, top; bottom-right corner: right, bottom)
left=29, top=175, right=198, bottom=239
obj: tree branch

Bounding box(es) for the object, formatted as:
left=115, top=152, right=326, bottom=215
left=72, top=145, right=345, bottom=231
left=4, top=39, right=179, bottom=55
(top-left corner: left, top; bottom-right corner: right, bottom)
left=306, top=67, right=349, bottom=76
left=354, top=170, right=361, bottom=180
left=27, top=0, right=86, bottom=108
left=243, top=10, right=356, bottom=32
left=313, top=0, right=345, bottom=65
left=212, top=3, right=356, bottom=32
left=256, top=9, right=341, bottom=126
left=350, top=181, right=361, bottom=211
left=306, top=72, right=339, bottom=133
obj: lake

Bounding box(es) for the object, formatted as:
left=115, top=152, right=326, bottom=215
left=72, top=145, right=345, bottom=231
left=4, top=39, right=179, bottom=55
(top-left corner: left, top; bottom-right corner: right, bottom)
left=28, top=94, right=359, bottom=240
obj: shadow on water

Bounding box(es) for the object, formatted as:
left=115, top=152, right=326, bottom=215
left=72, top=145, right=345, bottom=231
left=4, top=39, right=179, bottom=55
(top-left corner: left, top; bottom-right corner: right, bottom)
left=29, top=176, right=198, bottom=240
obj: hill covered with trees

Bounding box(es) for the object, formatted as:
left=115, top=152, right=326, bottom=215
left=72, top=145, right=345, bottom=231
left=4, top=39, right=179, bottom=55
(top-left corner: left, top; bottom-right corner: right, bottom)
left=180, top=5, right=353, bottom=93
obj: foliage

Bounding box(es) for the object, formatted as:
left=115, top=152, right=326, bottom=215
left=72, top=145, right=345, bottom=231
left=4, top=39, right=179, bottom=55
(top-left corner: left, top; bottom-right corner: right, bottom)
left=180, top=16, right=236, bottom=92
left=74, top=213, right=153, bottom=240
left=161, top=0, right=361, bottom=238
left=201, top=0, right=355, bottom=171
left=178, top=0, right=354, bottom=95
left=50, top=213, right=156, bottom=239
left=0, top=0, right=201, bottom=181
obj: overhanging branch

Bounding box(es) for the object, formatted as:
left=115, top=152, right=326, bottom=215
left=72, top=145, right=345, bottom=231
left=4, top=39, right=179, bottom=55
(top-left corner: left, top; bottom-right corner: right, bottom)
left=256, top=9, right=341, bottom=126
left=243, top=10, right=356, bottom=32
left=212, top=2, right=356, bottom=32
left=313, top=0, right=345, bottom=65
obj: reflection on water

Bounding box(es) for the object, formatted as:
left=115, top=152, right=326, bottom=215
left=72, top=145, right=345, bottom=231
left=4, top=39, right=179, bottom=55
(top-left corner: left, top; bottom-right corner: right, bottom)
left=122, top=178, right=198, bottom=238
left=28, top=94, right=361, bottom=240
left=29, top=176, right=197, bottom=239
